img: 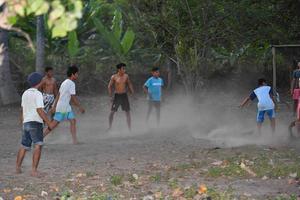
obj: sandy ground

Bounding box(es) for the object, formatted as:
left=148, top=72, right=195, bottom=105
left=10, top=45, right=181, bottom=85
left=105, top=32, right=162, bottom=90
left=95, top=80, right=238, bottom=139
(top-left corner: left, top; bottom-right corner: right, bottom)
left=0, top=95, right=300, bottom=200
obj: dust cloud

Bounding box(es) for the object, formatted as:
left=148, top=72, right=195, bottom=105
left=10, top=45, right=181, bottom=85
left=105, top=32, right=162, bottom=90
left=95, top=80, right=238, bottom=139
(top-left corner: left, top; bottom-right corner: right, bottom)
left=44, top=85, right=292, bottom=148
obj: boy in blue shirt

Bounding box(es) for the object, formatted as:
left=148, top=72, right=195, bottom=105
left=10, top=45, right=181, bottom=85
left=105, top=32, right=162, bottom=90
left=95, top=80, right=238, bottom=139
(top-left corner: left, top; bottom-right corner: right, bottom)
left=143, top=67, right=164, bottom=125
left=240, top=78, right=276, bottom=134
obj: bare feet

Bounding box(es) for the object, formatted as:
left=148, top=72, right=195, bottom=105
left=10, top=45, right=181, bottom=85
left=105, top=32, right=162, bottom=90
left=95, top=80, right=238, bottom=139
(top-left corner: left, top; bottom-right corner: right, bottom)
left=31, top=170, right=46, bottom=177
left=72, top=140, right=78, bottom=145
left=16, top=167, right=22, bottom=174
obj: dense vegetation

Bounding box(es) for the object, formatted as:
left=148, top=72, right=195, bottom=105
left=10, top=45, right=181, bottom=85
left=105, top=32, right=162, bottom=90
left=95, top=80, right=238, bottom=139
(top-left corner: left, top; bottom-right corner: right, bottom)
left=1, top=0, right=300, bottom=104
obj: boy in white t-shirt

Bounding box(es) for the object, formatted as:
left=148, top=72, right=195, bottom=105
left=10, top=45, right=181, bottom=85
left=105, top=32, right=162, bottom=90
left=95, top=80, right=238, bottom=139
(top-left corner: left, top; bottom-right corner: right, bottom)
left=44, top=66, right=85, bottom=144
left=16, top=72, right=53, bottom=177
left=240, top=78, right=277, bottom=134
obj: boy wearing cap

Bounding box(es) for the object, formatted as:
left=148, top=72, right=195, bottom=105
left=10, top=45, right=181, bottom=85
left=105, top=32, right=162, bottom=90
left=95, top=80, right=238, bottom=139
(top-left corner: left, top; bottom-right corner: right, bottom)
left=16, top=72, right=53, bottom=177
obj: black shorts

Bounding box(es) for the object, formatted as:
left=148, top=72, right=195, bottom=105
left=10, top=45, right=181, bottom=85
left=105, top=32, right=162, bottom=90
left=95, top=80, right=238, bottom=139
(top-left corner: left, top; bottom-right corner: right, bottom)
left=111, top=93, right=130, bottom=112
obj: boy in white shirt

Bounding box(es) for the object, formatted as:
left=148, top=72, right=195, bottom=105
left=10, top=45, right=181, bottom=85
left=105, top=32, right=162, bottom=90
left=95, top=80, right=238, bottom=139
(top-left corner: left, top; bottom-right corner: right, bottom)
left=44, top=65, right=85, bottom=144
left=16, top=72, right=53, bottom=177
left=240, top=78, right=277, bottom=134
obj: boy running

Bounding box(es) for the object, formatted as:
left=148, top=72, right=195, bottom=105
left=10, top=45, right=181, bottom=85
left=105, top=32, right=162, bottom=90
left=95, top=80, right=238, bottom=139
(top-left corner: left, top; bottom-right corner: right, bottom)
left=143, top=67, right=164, bottom=125
left=40, top=67, right=58, bottom=114
left=16, top=72, right=53, bottom=177
left=44, top=65, right=85, bottom=144
left=108, top=63, right=134, bottom=131
left=240, top=78, right=276, bottom=134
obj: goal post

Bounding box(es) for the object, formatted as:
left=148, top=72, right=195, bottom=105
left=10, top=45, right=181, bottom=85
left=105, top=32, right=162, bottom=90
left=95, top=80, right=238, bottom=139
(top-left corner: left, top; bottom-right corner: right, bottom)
left=271, top=44, right=300, bottom=96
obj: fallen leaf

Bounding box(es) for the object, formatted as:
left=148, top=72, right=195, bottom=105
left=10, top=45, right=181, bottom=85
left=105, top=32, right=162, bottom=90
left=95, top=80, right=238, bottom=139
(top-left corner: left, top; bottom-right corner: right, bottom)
left=172, top=188, right=184, bottom=197
left=211, top=160, right=223, bottom=166
left=41, top=191, right=48, bottom=197
left=198, top=184, right=207, bottom=194
left=3, top=189, right=11, bottom=193
left=289, top=172, right=297, bottom=178
left=132, top=174, right=139, bottom=180
left=154, top=191, right=162, bottom=199
left=240, top=162, right=256, bottom=177
left=14, top=196, right=22, bottom=200
left=142, top=195, right=154, bottom=200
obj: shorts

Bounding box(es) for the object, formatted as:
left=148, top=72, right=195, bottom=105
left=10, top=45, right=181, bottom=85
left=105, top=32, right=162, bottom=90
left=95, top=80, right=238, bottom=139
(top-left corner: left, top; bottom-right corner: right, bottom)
left=111, top=93, right=130, bottom=112
left=43, top=93, right=55, bottom=113
left=53, top=111, right=75, bottom=122
left=21, top=122, right=44, bottom=150
left=293, top=89, right=300, bottom=100
left=257, top=109, right=275, bottom=123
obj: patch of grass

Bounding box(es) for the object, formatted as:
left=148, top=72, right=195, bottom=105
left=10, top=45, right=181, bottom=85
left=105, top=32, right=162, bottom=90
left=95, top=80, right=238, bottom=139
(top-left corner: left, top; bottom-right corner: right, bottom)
left=150, top=173, right=162, bottom=182
left=86, top=171, right=96, bottom=178
left=110, top=175, right=123, bottom=186
left=168, top=178, right=179, bottom=189
left=207, top=161, right=246, bottom=178
left=91, top=192, right=118, bottom=200
left=274, top=194, right=298, bottom=200
left=251, top=153, right=300, bottom=178
left=207, top=187, right=235, bottom=200
left=184, top=185, right=197, bottom=198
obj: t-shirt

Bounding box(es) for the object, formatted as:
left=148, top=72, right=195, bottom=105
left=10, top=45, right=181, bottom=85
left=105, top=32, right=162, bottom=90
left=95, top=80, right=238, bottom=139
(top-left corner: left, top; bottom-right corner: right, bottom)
left=293, top=69, right=300, bottom=89
left=144, top=77, right=164, bottom=101
left=249, top=86, right=274, bottom=111
left=56, top=79, right=76, bottom=113
left=21, top=88, right=44, bottom=123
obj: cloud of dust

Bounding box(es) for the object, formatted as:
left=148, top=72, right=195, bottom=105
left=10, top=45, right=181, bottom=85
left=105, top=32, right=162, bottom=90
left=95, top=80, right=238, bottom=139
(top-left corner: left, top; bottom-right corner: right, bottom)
left=45, top=83, right=292, bottom=148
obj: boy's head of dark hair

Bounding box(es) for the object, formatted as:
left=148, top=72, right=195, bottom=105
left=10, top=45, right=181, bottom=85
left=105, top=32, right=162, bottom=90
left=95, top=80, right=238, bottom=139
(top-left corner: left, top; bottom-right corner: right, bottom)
left=258, top=78, right=266, bottom=86
left=67, top=65, right=79, bottom=77
left=116, top=63, right=126, bottom=70
left=151, top=67, right=159, bottom=72
left=45, top=67, right=53, bottom=72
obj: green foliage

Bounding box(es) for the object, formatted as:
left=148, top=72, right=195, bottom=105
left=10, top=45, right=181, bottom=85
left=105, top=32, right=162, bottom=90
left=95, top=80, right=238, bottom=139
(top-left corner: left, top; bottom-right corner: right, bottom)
left=92, top=8, right=135, bottom=60
left=110, top=175, right=123, bottom=186
left=68, top=30, right=80, bottom=58
left=5, top=0, right=83, bottom=37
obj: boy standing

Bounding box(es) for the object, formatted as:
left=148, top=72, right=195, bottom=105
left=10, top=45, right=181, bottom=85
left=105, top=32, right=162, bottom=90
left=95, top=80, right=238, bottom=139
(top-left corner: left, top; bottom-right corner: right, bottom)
left=44, top=65, right=85, bottom=144
left=143, top=67, right=164, bottom=125
left=240, top=78, right=276, bottom=134
left=40, top=67, right=58, bottom=114
left=16, top=72, right=52, bottom=177
left=290, top=62, right=300, bottom=115
left=108, top=63, right=134, bottom=131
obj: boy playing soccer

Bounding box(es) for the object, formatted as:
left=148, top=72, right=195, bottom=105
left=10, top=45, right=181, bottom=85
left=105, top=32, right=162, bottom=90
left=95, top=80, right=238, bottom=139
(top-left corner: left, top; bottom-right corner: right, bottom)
left=44, top=65, right=85, bottom=144
left=143, top=67, right=164, bottom=125
left=16, top=72, right=53, bottom=177
left=240, top=78, right=277, bottom=134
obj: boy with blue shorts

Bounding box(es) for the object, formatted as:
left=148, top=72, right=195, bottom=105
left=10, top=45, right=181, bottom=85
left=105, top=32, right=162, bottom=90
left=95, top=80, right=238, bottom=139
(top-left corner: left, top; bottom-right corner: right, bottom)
left=143, top=67, right=164, bottom=125
left=44, top=65, right=85, bottom=144
left=240, top=78, right=276, bottom=134
left=16, top=72, right=53, bottom=177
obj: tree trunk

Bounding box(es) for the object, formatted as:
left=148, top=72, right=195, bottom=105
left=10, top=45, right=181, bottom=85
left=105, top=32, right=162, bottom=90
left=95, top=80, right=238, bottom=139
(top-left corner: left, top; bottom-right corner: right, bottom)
left=36, top=15, right=45, bottom=74
left=0, top=29, right=19, bottom=105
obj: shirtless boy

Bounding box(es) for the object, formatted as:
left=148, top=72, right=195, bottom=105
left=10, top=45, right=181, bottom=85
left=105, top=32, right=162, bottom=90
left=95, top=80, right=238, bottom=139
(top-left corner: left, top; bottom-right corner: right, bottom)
left=108, top=63, right=134, bottom=131
left=40, top=67, right=58, bottom=114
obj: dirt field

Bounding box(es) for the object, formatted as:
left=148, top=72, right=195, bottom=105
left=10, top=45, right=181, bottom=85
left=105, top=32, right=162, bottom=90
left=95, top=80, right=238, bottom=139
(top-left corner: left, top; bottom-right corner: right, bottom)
left=0, top=95, right=300, bottom=200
